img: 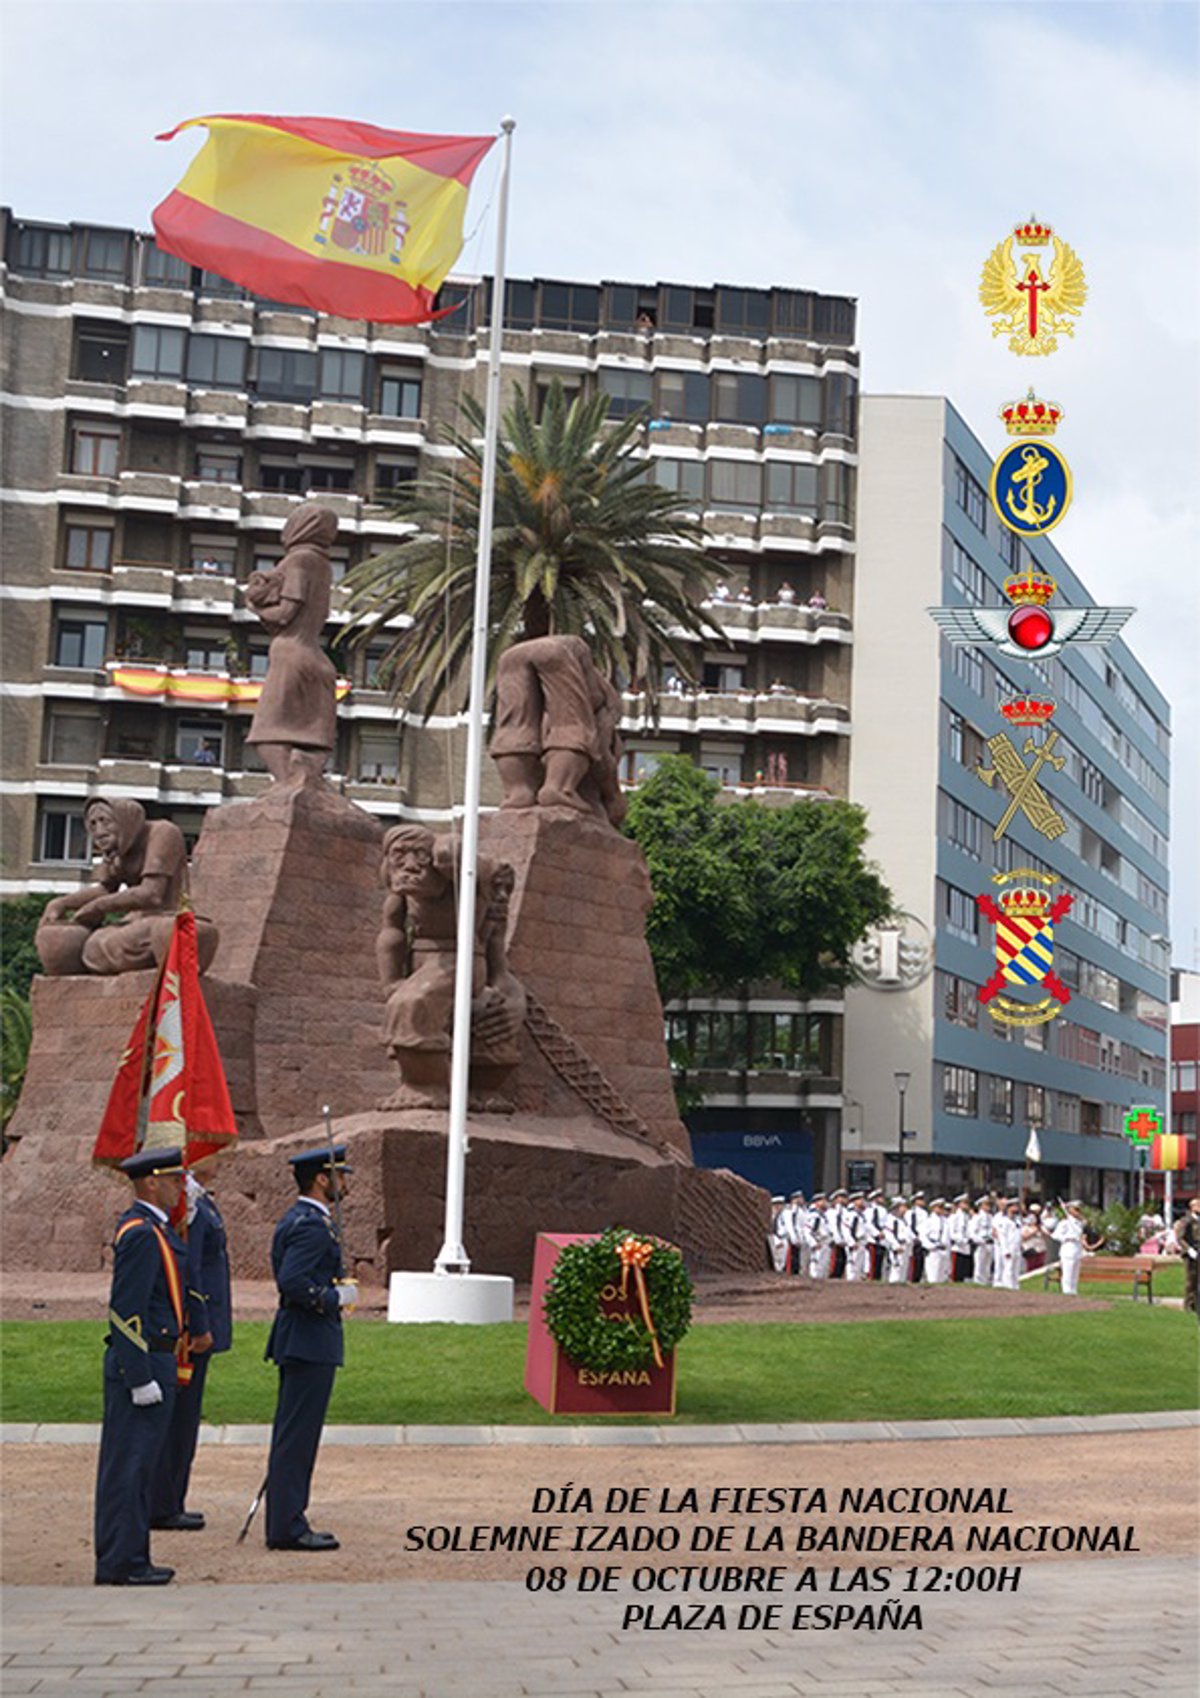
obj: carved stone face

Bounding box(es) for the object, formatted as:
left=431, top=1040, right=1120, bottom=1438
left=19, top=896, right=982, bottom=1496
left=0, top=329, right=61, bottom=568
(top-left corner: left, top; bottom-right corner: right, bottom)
left=85, top=801, right=117, bottom=854
left=487, top=863, right=515, bottom=922
left=385, top=834, right=441, bottom=896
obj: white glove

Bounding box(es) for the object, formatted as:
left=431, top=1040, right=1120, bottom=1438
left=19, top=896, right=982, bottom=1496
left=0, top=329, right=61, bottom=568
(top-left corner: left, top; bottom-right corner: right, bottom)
left=336, top=1282, right=359, bottom=1308
left=130, top=1380, right=164, bottom=1407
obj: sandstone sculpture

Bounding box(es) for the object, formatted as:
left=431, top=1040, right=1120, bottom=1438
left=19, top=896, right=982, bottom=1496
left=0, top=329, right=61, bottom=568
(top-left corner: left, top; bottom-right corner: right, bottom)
left=35, top=796, right=217, bottom=976
left=376, top=826, right=526, bottom=1112
left=245, top=503, right=338, bottom=785
left=491, top=635, right=626, bottom=827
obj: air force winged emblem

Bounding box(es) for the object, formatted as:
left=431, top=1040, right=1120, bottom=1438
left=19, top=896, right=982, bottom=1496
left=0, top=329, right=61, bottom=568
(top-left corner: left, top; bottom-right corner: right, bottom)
left=929, top=566, right=1132, bottom=659
left=980, top=217, right=1086, bottom=356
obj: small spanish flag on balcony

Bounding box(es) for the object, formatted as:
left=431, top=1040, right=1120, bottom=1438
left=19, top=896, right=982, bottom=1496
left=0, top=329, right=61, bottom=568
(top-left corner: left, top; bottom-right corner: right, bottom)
left=1150, top=1133, right=1186, bottom=1172
left=152, top=114, right=495, bottom=323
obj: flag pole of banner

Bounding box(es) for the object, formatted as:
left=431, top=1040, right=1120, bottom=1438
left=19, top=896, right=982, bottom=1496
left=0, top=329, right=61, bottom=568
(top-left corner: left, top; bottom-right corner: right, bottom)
left=93, top=909, right=238, bottom=1170
left=152, top=114, right=495, bottom=324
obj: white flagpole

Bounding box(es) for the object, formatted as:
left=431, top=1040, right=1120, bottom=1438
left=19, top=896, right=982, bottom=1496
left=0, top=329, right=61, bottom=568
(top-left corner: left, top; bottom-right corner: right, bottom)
left=435, top=116, right=516, bottom=1276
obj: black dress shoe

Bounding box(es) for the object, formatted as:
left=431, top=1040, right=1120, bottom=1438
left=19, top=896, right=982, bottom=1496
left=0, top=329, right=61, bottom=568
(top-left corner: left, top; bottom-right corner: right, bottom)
left=267, top=1530, right=339, bottom=1551
left=151, top=1511, right=206, bottom=1531
left=96, top=1564, right=175, bottom=1586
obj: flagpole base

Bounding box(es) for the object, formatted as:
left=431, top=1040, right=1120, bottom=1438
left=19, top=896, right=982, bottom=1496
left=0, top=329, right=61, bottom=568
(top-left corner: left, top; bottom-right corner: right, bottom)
left=387, top=1270, right=514, bottom=1325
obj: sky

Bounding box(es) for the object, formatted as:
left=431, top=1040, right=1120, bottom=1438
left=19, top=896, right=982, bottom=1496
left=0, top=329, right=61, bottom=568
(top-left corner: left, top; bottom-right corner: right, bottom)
left=2, top=0, right=1198, bottom=964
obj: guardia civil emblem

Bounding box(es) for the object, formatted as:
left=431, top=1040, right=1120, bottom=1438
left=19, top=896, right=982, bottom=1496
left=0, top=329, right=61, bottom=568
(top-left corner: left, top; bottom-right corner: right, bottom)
left=977, top=871, right=1073, bottom=1027
left=989, top=389, right=1072, bottom=536
left=976, top=696, right=1066, bottom=844
left=980, top=217, right=1086, bottom=356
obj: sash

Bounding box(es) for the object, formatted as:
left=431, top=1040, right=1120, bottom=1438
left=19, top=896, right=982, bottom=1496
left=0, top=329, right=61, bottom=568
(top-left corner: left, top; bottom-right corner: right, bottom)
left=114, top=1218, right=193, bottom=1386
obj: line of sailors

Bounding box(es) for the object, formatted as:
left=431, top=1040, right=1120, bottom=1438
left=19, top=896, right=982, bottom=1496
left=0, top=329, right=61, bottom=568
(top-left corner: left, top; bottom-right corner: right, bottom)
left=769, top=1190, right=1094, bottom=1293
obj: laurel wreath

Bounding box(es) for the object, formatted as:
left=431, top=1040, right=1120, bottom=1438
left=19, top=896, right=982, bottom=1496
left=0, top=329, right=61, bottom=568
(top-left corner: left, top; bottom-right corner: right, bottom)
left=542, top=1227, right=694, bottom=1373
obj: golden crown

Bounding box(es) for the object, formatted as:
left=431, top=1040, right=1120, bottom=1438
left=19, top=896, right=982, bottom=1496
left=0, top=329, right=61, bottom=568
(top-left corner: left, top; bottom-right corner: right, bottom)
left=348, top=161, right=396, bottom=198
left=1000, top=390, right=1063, bottom=437
left=1014, top=217, right=1052, bottom=246
left=999, top=695, right=1057, bottom=726
left=1004, top=567, right=1057, bottom=607
left=998, top=886, right=1051, bottom=919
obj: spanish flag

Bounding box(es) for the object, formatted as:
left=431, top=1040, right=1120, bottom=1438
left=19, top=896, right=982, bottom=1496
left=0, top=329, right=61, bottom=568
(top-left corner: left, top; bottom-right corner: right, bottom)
left=153, top=114, right=495, bottom=324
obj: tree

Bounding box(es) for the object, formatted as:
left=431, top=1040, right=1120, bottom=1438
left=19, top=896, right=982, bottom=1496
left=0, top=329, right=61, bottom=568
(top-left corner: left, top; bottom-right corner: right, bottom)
left=1, top=894, right=51, bottom=1002
left=624, top=756, right=894, bottom=1003
left=340, top=380, right=724, bottom=715
left=1, top=990, right=32, bottom=1137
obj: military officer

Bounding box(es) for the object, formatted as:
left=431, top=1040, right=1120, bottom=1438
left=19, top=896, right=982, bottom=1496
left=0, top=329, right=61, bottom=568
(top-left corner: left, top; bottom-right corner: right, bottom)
left=1174, top=1195, right=1199, bottom=1314
left=94, top=1147, right=187, bottom=1586
left=767, top=1197, right=790, bottom=1274
left=883, top=1197, right=914, bottom=1284
left=865, top=1190, right=888, bottom=1281
left=827, top=1188, right=849, bottom=1280
left=908, top=1191, right=929, bottom=1283
left=921, top=1198, right=951, bottom=1284
left=807, top=1193, right=832, bottom=1280
left=264, top=1145, right=356, bottom=1552
left=948, top=1194, right=974, bottom=1283
left=149, top=1154, right=232, bottom=1532
left=970, top=1196, right=995, bottom=1287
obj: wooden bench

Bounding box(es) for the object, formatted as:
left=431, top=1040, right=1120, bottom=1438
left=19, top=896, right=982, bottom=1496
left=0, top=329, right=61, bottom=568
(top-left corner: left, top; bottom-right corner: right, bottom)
left=1043, top=1255, right=1157, bottom=1302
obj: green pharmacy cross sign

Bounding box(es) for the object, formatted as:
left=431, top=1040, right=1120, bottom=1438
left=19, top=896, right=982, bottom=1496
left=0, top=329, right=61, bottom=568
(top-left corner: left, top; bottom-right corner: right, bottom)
left=1122, top=1106, right=1162, bottom=1148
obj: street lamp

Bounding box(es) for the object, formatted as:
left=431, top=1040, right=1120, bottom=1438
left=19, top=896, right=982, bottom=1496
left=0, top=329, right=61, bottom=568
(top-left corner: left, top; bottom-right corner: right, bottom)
left=894, top=1071, right=911, bottom=1195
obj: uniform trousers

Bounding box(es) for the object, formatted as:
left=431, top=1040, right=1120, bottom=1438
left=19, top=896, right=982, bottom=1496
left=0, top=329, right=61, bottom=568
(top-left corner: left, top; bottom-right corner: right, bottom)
left=950, top=1248, right=974, bottom=1283
left=1059, top=1243, right=1084, bottom=1296
left=94, top=1351, right=177, bottom=1582
left=265, top=1360, right=337, bottom=1545
left=973, top=1245, right=994, bottom=1286
left=149, top=1350, right=211, bottom=1522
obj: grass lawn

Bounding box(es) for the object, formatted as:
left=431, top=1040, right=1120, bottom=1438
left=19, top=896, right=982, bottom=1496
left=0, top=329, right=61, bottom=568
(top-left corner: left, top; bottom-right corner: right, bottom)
left=2, top=1306, right=1196, bottom=1426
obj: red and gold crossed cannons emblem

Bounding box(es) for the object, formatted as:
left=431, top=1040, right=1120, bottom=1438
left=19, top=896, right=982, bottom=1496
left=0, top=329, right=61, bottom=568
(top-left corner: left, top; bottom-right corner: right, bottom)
left=977, top=869, right=1073, bottom=1027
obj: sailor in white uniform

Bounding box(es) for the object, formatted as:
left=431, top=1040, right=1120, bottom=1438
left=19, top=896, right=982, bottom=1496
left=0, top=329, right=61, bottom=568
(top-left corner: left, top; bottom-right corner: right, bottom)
left=1049, top=1199, right=1101, bottom=1296
left=883, top=1197, right=914, bottom=1284
left=921, top=1198, right=951, bottom=1284
left=768, top=1197, right=790, bottom=1274
left=993, top=1199, right=1025, bottom=1291
left=970, top=1196, right=995, bottom=1287
left=807, top=1193, right=832, bottom=1280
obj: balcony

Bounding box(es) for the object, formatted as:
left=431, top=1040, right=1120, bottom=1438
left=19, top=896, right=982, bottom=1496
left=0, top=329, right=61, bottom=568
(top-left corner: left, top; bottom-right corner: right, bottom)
left=247, top=400, right=309, bottom=436
left=111, top=559, right=175, bottom=601
left=312, top=400, right=368, bottom=440
left=125, top=379, right=188, bottom=417
left=180, top=479, right=242, bottom=519
left=623, top=689, right=849, bottom=736
left=194, top=298, right=254, bottom=330
left=174, top=570, right=237, bottom=612
left=704, top=422, right=760, bottom=451
left=117, top=469, right=181, bottom=508
left=364, top=411, right=426, bottom=445
left=708, top=335, right=763, bottom=364
left=705, top=600, right=852, bottom=644
left=644, top=420, right=703, bottom=450
left=186, top=390, right=249, bottom=429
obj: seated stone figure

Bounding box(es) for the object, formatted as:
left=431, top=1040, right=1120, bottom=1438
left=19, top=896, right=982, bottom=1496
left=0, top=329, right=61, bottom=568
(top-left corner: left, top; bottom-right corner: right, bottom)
left=36, top=797, right=217, bottom=976
left=490, top=635, right=626, bottom=827
left=376, top=825, right=525, bottom=1112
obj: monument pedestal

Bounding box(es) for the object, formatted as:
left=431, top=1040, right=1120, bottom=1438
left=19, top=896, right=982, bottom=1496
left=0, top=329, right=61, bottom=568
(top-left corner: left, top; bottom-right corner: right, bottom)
left=387, top=1271, right=514, bottom=1324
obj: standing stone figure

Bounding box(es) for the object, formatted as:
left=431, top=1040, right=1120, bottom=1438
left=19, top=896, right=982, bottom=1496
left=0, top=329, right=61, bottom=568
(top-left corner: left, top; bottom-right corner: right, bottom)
left=490, top=635, right=626, bottom=827
left=376, top=826, right=525, bottom=1111
left=35, top=796, right=217, bottom=976
left=245, top=504, right=338, bottom=785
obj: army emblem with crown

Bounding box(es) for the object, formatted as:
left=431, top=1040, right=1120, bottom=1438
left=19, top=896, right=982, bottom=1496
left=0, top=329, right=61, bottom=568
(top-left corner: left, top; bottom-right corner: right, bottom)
left=977, top=870, right=1074, bottom=1026
left=980, top=217, right=1087, bottom=356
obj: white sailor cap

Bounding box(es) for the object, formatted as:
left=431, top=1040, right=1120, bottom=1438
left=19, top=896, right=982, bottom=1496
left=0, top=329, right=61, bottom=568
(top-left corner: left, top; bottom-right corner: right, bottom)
left=868, top=1188, right=884, bottom=1200
left=790, top=1189, right=806, bottom=1200
left=974, top=1195, right=992, bottom=1206
left=771, top=1195, right=786, bottom=1205
left=930, top=1196, right=947, bottom=1208
left=890, top=1196, right=907, bottom=1207
left=1066, top=1198, right=1084, bottom=1211
left=831, top=1187, right=848, bottom=1199
left=811, top=1191, right=827, bottom=1203
left=953, top=1193, right=970, bottom=1204
left=911, top=1190, right=927, bottom=1201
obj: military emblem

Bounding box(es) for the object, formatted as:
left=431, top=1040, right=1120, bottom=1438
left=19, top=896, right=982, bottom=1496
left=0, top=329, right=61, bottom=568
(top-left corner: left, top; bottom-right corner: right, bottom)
left=977, top=870, right=1073, bottom=1026
left=989, top=389, right=1071, bottom=536
left=976, top=696, right=1066, bottom=842
left=851, top=912, right=934, bottom=991
left=313, top=162, right=411, bottom=264
left=928, top=566, right=1133, bottom=660
left=980, top=217, right=1087, bottom=355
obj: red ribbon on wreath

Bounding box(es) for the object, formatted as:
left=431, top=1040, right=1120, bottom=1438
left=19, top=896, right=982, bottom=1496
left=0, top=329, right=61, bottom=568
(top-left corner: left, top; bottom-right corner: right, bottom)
left=618, top=1234, right=663, bottom=1368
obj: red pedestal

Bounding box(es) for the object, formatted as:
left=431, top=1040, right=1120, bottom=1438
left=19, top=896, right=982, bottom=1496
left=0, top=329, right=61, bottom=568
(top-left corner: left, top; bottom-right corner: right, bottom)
left=524, top=1232, right=677, bottom=1416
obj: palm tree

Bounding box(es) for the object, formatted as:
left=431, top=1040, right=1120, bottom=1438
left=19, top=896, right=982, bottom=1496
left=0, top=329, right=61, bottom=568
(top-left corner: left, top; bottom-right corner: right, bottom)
left=340, top=379, right=724, bottom=715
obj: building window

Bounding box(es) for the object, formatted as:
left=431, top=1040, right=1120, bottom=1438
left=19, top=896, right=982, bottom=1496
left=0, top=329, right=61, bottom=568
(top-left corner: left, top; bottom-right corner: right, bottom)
left=939, top=790, right=985, bottom=860
left=699, top=747, right=745, bottom=787
left=188, top=542, right=237, bottom=577
left=198, top=269, right=244, bottom=300
left=255, top=346, right=316, bottom=401
left=943, top=1065, right=978, bottom=1117
left=258, top=459, right=305, bottom=494
left=1025, top=1084, right=1045, bottom=1127
left=939, top=970, right=978, bottom=1030
left=820, top=460, right=854, bottom=524
left=539, top=281, right=601, bottom=331
left=38, top=807, right=91, bottom=864
left=949, top=538, right=988, bottom=605
left=946, top=707, right=986, bottom=770
left=712, top=372, right=767, bottom=425
left=13, top=224, right=72, bottom=276
left=708, top=460, right=762, bottom=512
left=131, top=324, right=186, bottom=380
left=194, top=445, right=242, bottom=484
left=652, top=458, right=704, bottom=502
left=54, top=617, right=107, bottom=669
left=70, top=426, right=120, bottom=477
left=499, top=280, right=535, bottom=329
left=659, top=285, right=714, bottom=333
left=769, top=374, right=822, bottom=428
left=953, top=456, right=988, bottom=532
left=656, top=370, right=709, bottom=423
left=248, top=647, right=269, bottom=679
left=140, top=243, right=191, bottom=287
left=79, top=228, right=128, bottom=280
left=1172, top=1062, right=1198, bottom=1093
left=715, top=287, right=770, bottom=338
left=183, top=639, right=229, bottom=672
left=176, top=722, right=225, bottom=766
left=379, top=367, right=422, bottom=418
left=358, top=733, right=400, bottom=782
left=701, top=660, right=746, bottom=693
left=950, top=642, right=986, bottom=698
left=598, top=368, right=653, bottom=420
left=74, top=327, right=128, bottom=383
left=45, top=711, right=101, bottom=766
left=318, top=348, right=366, bottom=403
left=303, top=460, right=355, bottom=492
left=374, top=454, right=420, bottom=501
left=532, top=376, right=582, bottom=421
left=621, top=748, right=672, bottom=786
left=187, top=335, right=248, bottom=390
left=63, top=524, right=113, bottom=573
left=812, top=296, right=856, bottom=342
left=987, top=1075, right=1013, bottom=1124
left=942, top=881, right=978, bottom=943
left=822, top=372, right=857, bottom=437
left=764, top=461, right=818, bottom=514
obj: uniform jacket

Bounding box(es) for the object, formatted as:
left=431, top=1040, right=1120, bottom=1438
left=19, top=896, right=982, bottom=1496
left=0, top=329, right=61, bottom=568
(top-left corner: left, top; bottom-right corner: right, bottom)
left=106, top=1203, right=187, bottom=1389
left=186, top=1189, right=232, bottom=1353
left=265, top=1199, right=346, bottom=1367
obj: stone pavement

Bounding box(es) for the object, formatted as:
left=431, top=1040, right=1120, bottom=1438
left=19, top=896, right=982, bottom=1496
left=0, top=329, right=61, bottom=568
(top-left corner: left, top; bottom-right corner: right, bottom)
left=1, top=1557, right=1193, bottom=1697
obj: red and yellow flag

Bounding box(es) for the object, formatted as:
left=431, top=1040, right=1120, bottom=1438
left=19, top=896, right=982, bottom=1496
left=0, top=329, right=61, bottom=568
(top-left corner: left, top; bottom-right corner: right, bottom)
left=152, top=114, right=494, bottom=323
left=94, top=910, right=237, bottom=1169
left=1151, top=1133, right=1186, bottom=1172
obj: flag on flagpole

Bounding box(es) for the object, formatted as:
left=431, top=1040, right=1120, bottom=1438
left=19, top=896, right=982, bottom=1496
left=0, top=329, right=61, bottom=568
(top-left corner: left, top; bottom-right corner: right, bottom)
left=1024, top=1127, right=1042, bottom=1164
left=93, top=910, right=237, bottom=1169
left=152, top=114, right=495, bottom=323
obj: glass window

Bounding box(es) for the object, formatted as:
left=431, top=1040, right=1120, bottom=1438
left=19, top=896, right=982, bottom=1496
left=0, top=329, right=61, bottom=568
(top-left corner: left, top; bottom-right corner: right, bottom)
left=771, top=290, right=814, bottom=338
left=769, top=374, right=821, bottom=427
left=712, top=372, right=767, bottom=425
left=130, top=324, right=186, bottom=380
left=539, top=281, right=600, bottom=331
left=358, top=733, right=400, bottom=782
left=954, top=456, right=988, bottom=531
left=939, top=971, right=979, bottom=1029
left=188, top=542, right=236, bottom=576
left=379, top=368, right=422, bottom=418
left=987, top=1075, right=1013, bottom=1124
left=598, top=368, right=653, bottom=419
left=1025, top=1084, right=1045, bottom=1127
left=432, top=281, right=476, bottom=330
left=318, top=348, right=365, bottom=403
left=812, top=296, right=856, bottom=343
left=715, top=287, right=770, bottom=337
left=304, top=461, right=354, bottom=492
left=656, top=370, right=709, bottom=422
left=820, top=460, right=854, bottom=524
left=708, top=460, right=762, bottom=511
left=75, top=328, right=128, bottom=382
left=70, top=426, right=120, bottom=477
left=13, top=224, right=72, bottom=276
left=701, top=660, right=746, bottom=692
left=939, top=790, right=985, bottom=860
left=79, top=228, right=128, bottom=280
left=621, top=748, right=672, bottom=785
left=951, top=642, right=986, bottom=698
left=64, top=524, right=113, bottom=572
left=659, top=286, right=695, bottom=332
left=255, top=346, right=316, bottom=401
left=183, top=639, right=228, bottom=671
left=764, top=461, right=818, bottom=514
left=194, top=445, right=241, bottom=484
left=942, top=881, right=978, bottom=942
left=198, top=269, right=244, bottom=299
left=652, top=458, right=704, bottom=501
left=176, top=722, right=225, bottom=766
left=140, top=243, right=191, bottom=287
left=822, top=372, right=857, bottom=437
left=258, top=460, right=306, bottom=493
left=374, top=454, right=420, bottom=500
left=187, top=334, right=247, bottom=390
left=38, top=808, right=91, bottom=864
left=949, top=538, right=988, bottom=605
left=943, top=1065, right=978, bottom=1117
left=248, top=647, right=270, bottom=679
left=54, top=618, right=107, bottom=669
left=46, top=712, right=101, bottom=766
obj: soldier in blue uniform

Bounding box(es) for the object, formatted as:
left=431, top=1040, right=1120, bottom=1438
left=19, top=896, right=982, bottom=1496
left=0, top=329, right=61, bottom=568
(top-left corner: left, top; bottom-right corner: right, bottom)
left=264, top=1144, right=356, bottom=1551
left=149, top=1155, right=232, bottom=1532
left=94, top=1147, right=188, bottom=1586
